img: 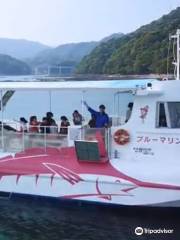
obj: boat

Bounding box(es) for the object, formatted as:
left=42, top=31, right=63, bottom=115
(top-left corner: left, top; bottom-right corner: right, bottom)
left=0, top=30, right=180, bottom=207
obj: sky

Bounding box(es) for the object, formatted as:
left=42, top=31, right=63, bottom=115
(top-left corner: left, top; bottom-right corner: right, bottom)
left=0, top=0, right=180, bottom=46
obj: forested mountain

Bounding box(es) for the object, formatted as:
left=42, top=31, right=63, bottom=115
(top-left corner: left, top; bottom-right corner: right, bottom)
left=0, top=38, right=50, bottom=60
left=101, top=33, right=124, bottom=42
left=0, top=33, right=124, bottom=75
left=77, top=7, right=180, bottom=74
left=29, top=33, right=124, bottom=70
left=0, top=54, right=31, bottom=75
left=29, top=42, right=98, bottom=68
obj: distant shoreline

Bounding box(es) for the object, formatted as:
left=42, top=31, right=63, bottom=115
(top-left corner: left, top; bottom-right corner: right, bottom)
left=37, top=73, right=174, bottom=81
left=71, top=74, right=173, bottom=80
left=0, top=74, right=174, bottom=82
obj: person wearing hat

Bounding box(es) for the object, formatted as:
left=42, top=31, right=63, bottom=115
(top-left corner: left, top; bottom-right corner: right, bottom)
left=83, top=101, right=109, bottom=128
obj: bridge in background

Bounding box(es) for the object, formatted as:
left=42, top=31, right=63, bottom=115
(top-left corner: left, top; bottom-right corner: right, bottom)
left=34, top=65, right=76, bottom=76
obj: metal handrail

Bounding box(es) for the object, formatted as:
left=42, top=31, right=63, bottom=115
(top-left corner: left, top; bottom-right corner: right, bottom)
left=0, top=123, right=111, bottom=156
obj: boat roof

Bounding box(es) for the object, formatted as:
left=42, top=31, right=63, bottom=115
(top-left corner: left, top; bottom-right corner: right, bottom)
left=0, top=79, right=155, bottom=91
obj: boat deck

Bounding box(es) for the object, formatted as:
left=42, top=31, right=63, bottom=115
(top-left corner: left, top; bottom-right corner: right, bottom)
left=0, top=147, right=111, bottom=181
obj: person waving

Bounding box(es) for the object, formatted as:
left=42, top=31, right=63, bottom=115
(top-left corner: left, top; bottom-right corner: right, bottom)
left=83, top=101, right=109, bottom=128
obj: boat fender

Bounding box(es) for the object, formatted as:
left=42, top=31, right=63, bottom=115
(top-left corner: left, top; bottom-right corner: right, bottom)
left=113, top=129, right=130, bottom=145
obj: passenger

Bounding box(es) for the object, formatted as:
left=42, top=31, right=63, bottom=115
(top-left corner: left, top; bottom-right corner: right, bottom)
left=83, top=101, right=109, bottom=128
left=40, top=117, right=48, bottom=133
left=125, top=102, right=133, bottom=122
left=29, top=116, right=39, bottom=133
left=46, top=112, right=57, bottom=134
left=59, top=116, right=70, bottom=135
left=19, top=117, right=28, bottom=132
left=73, top=110, right=83, bottom=125
left=88, top=114, right=96, bottom=128
left=46, top=112, right=56, bottom=125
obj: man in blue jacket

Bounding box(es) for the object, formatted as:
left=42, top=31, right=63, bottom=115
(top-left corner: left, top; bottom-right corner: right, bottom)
left=83, top=101, right=109, bottom=128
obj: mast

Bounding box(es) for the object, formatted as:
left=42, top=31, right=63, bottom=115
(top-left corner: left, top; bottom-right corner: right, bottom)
left=171, top=29, right=180, bottom=80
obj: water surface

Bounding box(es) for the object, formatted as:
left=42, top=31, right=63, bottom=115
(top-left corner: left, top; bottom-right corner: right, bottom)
left=0, top=198, right=179, bottom=240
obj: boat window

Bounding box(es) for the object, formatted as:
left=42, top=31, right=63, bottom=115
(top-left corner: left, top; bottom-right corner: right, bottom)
left=157, top=103, right=167, bottom=127
left=167, top=102, right=180, bottom=128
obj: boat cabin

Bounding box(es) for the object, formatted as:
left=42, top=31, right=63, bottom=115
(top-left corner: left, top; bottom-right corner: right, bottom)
left=0, top=79, right=179, bottom=164
left=0, top=80, right=149, bottom=156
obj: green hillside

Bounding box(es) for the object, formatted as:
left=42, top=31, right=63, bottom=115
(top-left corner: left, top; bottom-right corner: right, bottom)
left=0, top=54, right=31, bottom=75
left=30, top=42, right=99, bottom=69
left=77, top=7, right=180, bottom=74
left=29, top=33, right=123, bottom=72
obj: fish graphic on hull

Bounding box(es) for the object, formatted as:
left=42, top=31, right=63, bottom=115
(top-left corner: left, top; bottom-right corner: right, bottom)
left=0, top=147, right=180, bottom=201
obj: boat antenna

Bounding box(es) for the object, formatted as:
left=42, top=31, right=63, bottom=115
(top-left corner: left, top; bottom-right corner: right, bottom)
left=171, top=29, right=180, bottom=80
left=166, top=34, right=171, bottom=78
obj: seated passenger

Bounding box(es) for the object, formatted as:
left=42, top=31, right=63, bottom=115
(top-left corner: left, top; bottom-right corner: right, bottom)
left=83, top=101, right=109, bottom=128
left=59, top=116, right=70, bottom=135
left=29, top=116, right=39, bottom=133
left=125, top=102, right=133, bottom=122
left=19, top=117, right=28, bottom=132
left=46, top=112, right=57, bottom=134
left=88, top=114, right=96, bottom=128
left=46, top=112, right=56, bottom=125
left=73, top=110, right=83, bottom=125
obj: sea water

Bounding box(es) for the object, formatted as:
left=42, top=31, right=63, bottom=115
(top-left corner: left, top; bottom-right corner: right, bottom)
left=0, top=198, right=179, bottom=240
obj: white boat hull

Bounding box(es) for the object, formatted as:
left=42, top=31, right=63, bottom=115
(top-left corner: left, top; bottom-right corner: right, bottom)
left=0, top=171, right=180, bottom=207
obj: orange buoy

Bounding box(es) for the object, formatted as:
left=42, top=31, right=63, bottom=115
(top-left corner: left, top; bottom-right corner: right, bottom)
left=113, top=129, right=130, bottom=145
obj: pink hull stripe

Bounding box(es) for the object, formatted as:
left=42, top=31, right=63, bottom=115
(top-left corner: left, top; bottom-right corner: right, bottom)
left=0, top=147, right=179, bottom=191
left=62, top=193, right=133, bottom=200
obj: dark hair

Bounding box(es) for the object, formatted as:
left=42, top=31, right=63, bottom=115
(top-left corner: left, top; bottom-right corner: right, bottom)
left=99, top=104, right=105, bottom=110
left=46, top=112, right=53, bottom=118
left=73, top=110, right=79, bottom=114
left=61, top=116, right=68, bottom=121
left=42, top=117, right=47, bottom=121
left=128, top=102, right=133, bottom=108
left=30, top=115, right=37, bottom=122
left=20, top=117, right=28, bottom=123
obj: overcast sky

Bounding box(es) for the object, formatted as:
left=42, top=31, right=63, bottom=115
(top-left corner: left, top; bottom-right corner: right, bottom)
left=0, top=0, right=180, bottom=46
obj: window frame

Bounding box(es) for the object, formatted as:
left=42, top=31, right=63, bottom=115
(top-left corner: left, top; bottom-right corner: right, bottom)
left=156, top=102, right=170, bottom=128
left=156, top=101, right=180, bottom=128
left=167, top=101, right=180, bottom=128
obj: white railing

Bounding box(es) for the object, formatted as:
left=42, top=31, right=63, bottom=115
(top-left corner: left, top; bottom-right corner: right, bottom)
left=0, top=124, right=111, bottom=156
